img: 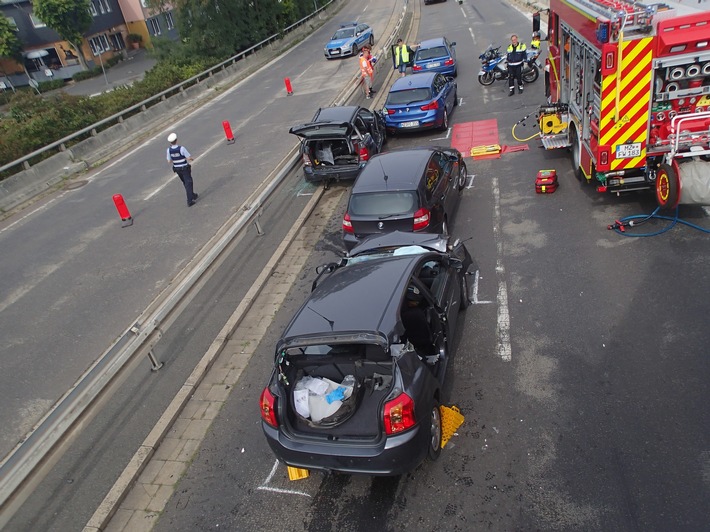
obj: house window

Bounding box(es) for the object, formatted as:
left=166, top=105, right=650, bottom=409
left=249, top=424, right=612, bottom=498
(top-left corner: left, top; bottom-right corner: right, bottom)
left=29, top=12, right=46, bottom=28
left=88, top=2, right=98, bottom=16
left=165, top=11, right=174, bottom=30
left=6, top=16, right=17, bottom=29
left=88, top=34, right=111, bottom=55
left=97, top=0, right=112, bottom=13
left=148, top=17, right=161, bottom=36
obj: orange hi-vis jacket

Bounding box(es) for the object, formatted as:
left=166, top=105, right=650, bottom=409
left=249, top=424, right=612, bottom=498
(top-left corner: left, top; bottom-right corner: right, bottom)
left=359, top=55, right=373, bottom=78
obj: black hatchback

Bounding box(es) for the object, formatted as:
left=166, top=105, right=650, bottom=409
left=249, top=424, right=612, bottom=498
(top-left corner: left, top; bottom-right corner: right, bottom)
left=342, top=147, right=467, bottom=251
left=290, top=105, right=386, bottom=185
left=259, top=232, right=475, bottom=475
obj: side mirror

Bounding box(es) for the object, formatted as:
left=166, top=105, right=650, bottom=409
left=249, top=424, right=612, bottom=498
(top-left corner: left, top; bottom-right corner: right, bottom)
left=356, top=32, right=362, bottom=37
left=533, top=12, right=541, bottom=33
left=450, top=41, right=457, bottom=46
left=312, top=263, right=338, bottom=291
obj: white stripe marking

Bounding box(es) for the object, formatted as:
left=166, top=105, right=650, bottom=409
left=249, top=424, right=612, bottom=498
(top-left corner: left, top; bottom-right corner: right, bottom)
left=492, top=176, right=512, bottom=362
left=471, top=270, right=493, bottom=304
left=256, top=459, right=311, bottom=497
left=466, top=174, right=476, bottom=189
left=469, top=27, right=476, bottom=45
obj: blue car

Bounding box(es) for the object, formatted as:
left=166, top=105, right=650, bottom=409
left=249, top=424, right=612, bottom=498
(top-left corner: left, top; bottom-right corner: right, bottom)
left=324, top=22, right=374, bottom=59
left=412, top=37, right=457, bottom=77
left=382, top=72, right=457, bottom=134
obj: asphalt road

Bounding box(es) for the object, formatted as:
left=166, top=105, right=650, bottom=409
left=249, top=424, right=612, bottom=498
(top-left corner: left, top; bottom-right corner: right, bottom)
left=2, top=0, right=404, bottom=529
left=150, top=1, right=710, bottom=531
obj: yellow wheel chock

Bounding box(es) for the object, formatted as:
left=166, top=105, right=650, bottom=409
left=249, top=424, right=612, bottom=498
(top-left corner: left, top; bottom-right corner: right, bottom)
left=470, top=144, right=501, bottom=157
left=287, top=466, right=310, bottom=481
left=439, top=405, right=465, bottom=448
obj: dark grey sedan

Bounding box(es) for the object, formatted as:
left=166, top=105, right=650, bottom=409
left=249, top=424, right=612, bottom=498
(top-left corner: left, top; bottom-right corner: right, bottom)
left=260, top=232, right=475, bottom=475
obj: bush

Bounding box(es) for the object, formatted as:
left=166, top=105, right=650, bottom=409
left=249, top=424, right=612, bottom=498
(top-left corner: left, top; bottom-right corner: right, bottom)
left=37, top=79, right=66, bottom=92
left=72, top=68, right=102, bottom=82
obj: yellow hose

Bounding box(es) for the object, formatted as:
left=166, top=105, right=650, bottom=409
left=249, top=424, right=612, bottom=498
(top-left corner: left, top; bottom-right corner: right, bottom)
left=512, top=122, right=541, bottom=142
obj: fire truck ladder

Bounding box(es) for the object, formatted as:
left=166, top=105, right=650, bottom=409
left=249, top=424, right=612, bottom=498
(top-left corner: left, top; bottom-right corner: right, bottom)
left=567, top=0, right=656, bottom=32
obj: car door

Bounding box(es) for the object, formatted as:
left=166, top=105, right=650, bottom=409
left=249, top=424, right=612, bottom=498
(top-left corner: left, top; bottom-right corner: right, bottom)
left=353, top=114, right=376, bottom=156
left=415, top=257, right=458, bottom=354
left=357, top=108, right=383, bottom=151
left=432, top=75, right=450, bottom=115
left=356, top=24, right=368, bottom=47
left=437, top=150, right=458, bottom=220
left=424, top=152, right=448, bottom=231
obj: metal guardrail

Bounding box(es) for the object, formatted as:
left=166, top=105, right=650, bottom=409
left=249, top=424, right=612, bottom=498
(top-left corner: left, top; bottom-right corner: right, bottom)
left=0, top=1, right=334, bottom=177
left=0, top=0, right=412, bottom=522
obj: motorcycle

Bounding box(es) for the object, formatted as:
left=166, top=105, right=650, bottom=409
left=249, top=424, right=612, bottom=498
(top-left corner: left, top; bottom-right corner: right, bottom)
left=477, top=45, right=540, bottom=86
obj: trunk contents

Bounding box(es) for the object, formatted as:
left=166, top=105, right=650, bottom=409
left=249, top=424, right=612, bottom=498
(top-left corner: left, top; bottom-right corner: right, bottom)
left=309, top=140, right=358, bottom=167
left=278, top=348, right=394, bottom=436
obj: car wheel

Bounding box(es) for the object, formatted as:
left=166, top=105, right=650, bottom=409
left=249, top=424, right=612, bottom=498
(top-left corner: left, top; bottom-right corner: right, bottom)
left=428, top=399, right=442, bottom=461
left=369, top=35, right=374, bottom=47
left=453, top=67, right=458, bottom=78
left=459, top=273, right=470, bottom=310
left=352, top=44, right=358, bottom=56
left=441, top=218, right=449, bottom=235
left=453, top=90, right=458, bottom=106
left=440, top=109, right=449, bottom=131
left=457, top=161, right=467, bottom=190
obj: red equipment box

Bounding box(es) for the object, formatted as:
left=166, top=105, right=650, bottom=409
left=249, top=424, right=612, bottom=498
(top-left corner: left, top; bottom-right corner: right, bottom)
left=535, top=169, right=558, bottom=194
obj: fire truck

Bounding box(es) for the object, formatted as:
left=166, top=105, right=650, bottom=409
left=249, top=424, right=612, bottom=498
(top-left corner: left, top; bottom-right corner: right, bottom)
left=534, top=0, right=710, bottom=208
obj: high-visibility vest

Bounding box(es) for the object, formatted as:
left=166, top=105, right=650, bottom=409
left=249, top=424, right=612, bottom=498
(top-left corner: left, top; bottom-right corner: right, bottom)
left=395, top=45, right=410, bottom=66
left=360, top=55, right=373, bottom=77
left=506, top=43, right=527, bottom=66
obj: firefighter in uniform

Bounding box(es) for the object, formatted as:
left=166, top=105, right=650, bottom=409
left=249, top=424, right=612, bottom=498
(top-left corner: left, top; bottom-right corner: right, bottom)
left=506, top=34, right=527, bottom=96
left=166, top=132, right=198, bottom=207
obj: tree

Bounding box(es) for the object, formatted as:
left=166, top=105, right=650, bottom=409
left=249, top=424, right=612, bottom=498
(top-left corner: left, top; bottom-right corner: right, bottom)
left=0, top=16, right=23, bottom=93
left=33, top=0, right=92, bottom=71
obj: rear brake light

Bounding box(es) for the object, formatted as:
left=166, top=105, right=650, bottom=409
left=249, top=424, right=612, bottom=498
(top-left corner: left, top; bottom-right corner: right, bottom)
left=384, top=393, right=416, bottom=434
left=420, top=101, right=439, bottom=111
left=444, top=59, right=454, bottom=66
left=343, top=212, right=354, bottom=233
left=412, top=64, right=422, bottom=71
left=386, top=108, right=396, bottom=115
left=302, top=153, right=312, bottom=167
left=260, top=387, right=278, bottom=427
left=358, top=144, right=370, bottom=161
left=413, top=207, right=430, bottom=230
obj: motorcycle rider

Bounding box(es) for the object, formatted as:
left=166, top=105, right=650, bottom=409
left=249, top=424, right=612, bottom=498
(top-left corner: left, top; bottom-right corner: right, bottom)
left=506, top=34, right=527, bottom=96
left=529, top=31, right=542, bottom=64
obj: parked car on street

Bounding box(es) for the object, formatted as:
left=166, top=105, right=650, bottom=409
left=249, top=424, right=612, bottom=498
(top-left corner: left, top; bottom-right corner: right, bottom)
left=260, top=232, right=475, bottom=475
left=342, top=147, right=467, bottom=250
left=289, top=105, right=386, bottom=184
left=382, top=72, right=457, bottom=134
left=324, top=22, right=374, bottom=59
left=412, top=37, right=457, bottom=76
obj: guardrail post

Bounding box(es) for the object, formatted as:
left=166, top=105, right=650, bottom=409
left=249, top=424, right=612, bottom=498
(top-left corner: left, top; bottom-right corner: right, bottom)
left=147, top=350, right=163, bottom=371
left=254, top=210, right=264, bottom=236
left=60, top=143, right=66, bottom=152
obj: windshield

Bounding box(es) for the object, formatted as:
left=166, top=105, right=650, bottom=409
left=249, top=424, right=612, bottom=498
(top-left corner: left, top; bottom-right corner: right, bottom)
left=349, top=191, right=418, bottom=216
left=346, top=245, right=430, bottom=265
left=386, top=88, right=432, bottom=105
left=332, top=28, right=355, bottom=39
left=416, top=46, right=449, bottom=60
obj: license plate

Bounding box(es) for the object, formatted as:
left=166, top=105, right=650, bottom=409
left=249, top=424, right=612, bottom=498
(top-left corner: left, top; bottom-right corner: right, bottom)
left=401, top=121, right=419, bottom=128
left=428, top=62, right=441, bottom=68
left=615, top=143, right=641, bottom=158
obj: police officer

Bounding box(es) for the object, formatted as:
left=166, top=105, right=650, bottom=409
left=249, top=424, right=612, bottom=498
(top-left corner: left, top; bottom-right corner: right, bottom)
left=166, top=132, right=198, bottom=206
left=507, top=34, right=527, bottom=96
left=393, top=38, right=417, bottom=77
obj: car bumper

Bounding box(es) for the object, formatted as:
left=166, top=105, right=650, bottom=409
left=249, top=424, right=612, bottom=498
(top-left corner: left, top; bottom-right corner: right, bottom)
left=304, top=164, right=363, bottom=183
left=262, top=422, right=430, bottom=476
left=325, top=48, right=353, bottom=59
left=413, top=65, right=456, bottom=76
left=384, top=114, right=441, bottom=134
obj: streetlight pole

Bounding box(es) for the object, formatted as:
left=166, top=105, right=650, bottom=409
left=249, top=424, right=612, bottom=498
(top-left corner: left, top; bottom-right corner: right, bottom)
left=97, top=51, right=109, bottom=88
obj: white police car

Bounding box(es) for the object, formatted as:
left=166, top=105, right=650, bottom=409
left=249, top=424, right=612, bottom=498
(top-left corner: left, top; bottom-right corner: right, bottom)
left=324, top=22, right=374, bottom=59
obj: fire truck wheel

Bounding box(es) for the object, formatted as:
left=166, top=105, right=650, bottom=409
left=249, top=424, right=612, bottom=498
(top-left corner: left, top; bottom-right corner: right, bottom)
left=570, top=125, right=583, bottom=181
left=655, top=162, right=680, bottom=210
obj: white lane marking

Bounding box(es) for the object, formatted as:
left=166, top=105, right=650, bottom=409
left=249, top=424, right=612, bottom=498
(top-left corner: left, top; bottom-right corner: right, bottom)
left=471, top=270, right=492, bottom=304
left=429, top=127, right=451, bottom=141
left=492, top=176, right=512, bottom=362
left=466, top=174, right=476, bottom=189
left=461, top=6, right=468, bottom=18
left=256, top=460, right=311, bottom=497
left=458, top=97, right=464, bottom=106
left=469, top=27, right=476, bottom=46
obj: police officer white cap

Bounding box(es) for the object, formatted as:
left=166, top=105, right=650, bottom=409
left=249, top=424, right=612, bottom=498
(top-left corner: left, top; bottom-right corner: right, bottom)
left=167, top=132, right=178, bottom=143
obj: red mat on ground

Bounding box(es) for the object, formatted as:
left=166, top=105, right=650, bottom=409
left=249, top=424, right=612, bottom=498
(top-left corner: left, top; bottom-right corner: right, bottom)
left=451, top=119, right=500, bottom=159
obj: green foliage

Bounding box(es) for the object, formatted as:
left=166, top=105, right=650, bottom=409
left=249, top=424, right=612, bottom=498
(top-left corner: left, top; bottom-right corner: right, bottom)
left=0, top=15, right=22, bottom=61
left=72, top=67, right=103, bottom=81
left=126, top=33, right=143, bottom=44
left=37, top=78, right=66, bottom=92
left=34, top=0, right=92, bottom=68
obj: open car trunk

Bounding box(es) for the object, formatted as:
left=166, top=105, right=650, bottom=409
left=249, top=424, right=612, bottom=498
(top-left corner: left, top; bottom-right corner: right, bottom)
left=276, top=343, right=394, bottom=439
left=305, top=138, right=360, bottom=169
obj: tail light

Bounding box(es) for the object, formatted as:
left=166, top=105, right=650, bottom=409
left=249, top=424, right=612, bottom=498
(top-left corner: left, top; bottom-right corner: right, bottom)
left=444, top=59, right=454, bottom=66
left=413, top=207, right=430, bottom=231
left=260, top=387, right=278, bottom=427
left=302, top=152, right=312, bottom=167
left=384, top=393, right=416, bottom=435
left=412, top=64, right=422, bottom=71
left=385, top=108, right=396, bottom=115
left=358, top=144, right=370, bottom=162
left=420, top=101, right=439, bottom=111
left=343, top=212, right=354, bottom=233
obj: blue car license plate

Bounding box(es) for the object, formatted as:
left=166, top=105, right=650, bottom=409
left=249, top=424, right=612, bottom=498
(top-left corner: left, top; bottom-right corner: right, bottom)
left=401, top=121, right=419, bottom=128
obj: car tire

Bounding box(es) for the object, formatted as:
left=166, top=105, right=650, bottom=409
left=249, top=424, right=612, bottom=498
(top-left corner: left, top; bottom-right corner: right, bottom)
left=369, top=35, right=374, bottom=47
left=428, top=399, right=442, bottom=461
left=453, top=68, right=458, bottom=78
left=440, top=109, right=449, bottom=131
left=457, top=161, right=467, bottom=190
left=453, top=90, right=458, bottom=106
left=441, top=218, right=449, bottom=235
left=352, top=44, right=358, bottom=56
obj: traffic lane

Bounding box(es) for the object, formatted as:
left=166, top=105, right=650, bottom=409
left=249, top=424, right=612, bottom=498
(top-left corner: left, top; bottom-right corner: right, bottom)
left=154, top=189, right=478, bottom=532
left=5, top=169, right=320, bottom=532
left=454, top=86, right=710, bottom=528
left=0, top=0, right=402, bottom=458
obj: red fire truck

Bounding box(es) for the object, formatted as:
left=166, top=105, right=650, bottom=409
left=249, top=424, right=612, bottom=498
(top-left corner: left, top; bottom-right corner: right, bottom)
left=534, top=0, right=710, bottom=208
